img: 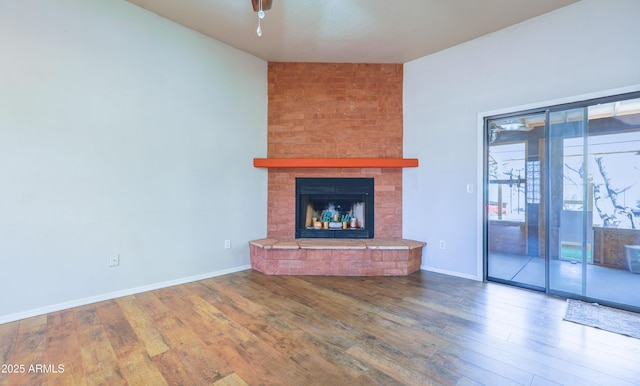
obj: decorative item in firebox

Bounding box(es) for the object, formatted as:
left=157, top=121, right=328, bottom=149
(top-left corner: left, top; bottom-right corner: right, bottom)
left=310, top=209, right=358, bottom=230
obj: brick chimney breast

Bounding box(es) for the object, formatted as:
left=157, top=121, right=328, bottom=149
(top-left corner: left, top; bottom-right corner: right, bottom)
left=267, top=62, right=404, bottom=239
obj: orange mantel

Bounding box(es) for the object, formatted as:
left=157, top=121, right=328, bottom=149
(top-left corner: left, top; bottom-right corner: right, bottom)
left=253, top=158, right=419, bottom=168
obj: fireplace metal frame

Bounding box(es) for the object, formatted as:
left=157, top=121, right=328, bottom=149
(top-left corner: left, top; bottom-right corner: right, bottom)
left=295, top=177, right=374, bottom=239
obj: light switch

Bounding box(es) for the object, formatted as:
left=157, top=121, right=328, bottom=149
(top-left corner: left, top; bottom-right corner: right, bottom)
left=466, top=183, right=474, bottom=194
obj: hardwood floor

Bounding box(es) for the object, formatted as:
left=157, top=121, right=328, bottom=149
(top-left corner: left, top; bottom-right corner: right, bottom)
left=1, top=270, right=639, bottom=385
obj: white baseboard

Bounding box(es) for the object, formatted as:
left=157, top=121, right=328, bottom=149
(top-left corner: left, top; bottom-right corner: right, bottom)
left=420, top=265, right=482, bottom=281
left=0, top=265, right=251, bottom=325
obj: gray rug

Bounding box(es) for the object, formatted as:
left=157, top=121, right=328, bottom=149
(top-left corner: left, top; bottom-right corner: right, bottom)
left=563, top=299, right=640, bottom=339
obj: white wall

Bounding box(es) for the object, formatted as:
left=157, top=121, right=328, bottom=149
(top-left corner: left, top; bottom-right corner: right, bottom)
left=403, top=0, right=640, bottom=279
left=0, top=0, right=267, bottom=322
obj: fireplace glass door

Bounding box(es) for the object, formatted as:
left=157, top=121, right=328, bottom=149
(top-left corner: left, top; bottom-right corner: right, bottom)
left=296, top=178, right=374, bottom=238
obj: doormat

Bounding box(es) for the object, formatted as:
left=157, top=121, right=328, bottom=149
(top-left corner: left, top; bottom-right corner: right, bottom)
left=563, top=299, right=640, bottom=339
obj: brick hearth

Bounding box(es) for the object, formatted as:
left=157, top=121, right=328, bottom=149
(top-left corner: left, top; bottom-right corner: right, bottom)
left=250, top=238, right=425, bottom=276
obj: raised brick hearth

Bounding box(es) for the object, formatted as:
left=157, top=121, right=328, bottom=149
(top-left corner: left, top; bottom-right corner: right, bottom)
left=250, top=238, right=425, bottom=276
left=250, top=62, right=425, bottom=276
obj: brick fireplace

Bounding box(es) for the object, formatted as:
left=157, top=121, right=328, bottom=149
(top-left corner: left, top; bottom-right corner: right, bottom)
left=250, top=62, right=425, bottom=276
left=267, top=62, right=404, bottom=238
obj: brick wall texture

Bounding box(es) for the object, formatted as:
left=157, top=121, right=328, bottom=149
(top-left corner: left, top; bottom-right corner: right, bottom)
left=266, top=62, right=404, bottom=238
left=250, top=244, right=422, bottom=276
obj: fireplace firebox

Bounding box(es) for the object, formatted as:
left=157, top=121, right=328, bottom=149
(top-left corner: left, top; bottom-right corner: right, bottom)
left=296, top=178, right=374, bottom=238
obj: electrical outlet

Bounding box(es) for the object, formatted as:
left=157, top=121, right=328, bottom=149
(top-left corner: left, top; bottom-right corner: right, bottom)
left=110, top=254, right=120, bottom=267
left=439, top=240, right=446, bottom=249
left=224, top=240, right=231, bottom=249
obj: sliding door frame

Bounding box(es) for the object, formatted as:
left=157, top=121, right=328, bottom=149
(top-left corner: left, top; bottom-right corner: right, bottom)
left=482, top=90, right=640, bottom=312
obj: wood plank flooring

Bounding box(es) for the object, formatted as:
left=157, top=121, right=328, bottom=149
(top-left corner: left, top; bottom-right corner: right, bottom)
left=1, top=270, right=640, bottom=385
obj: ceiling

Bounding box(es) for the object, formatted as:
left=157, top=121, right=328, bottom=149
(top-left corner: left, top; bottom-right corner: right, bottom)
left=125, top=0, right=580, bottom=64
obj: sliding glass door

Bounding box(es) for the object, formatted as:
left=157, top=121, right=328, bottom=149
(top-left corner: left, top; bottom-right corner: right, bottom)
left=485, top=92, right=640, bottom=311
left=547, top=108, right=588, bottom=296
left=486, top=113, right=546, bottom=290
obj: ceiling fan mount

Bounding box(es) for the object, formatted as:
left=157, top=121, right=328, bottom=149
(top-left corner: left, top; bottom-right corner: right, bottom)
left=251, top=0, right=273, bottom=12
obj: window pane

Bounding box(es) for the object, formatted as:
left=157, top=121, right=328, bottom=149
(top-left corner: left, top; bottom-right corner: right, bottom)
left=488, top=142, right=526, bottom=222
left=587, top=131, right=640, bottom=229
